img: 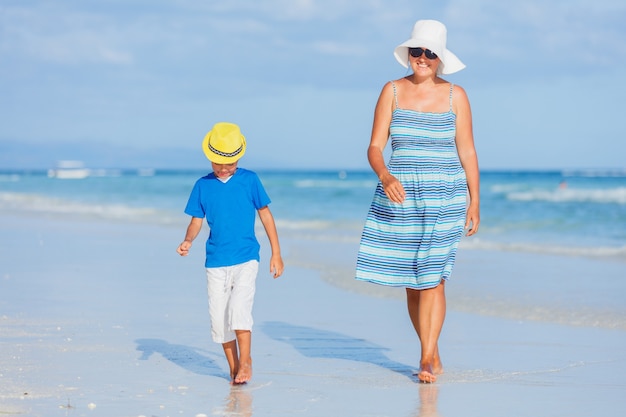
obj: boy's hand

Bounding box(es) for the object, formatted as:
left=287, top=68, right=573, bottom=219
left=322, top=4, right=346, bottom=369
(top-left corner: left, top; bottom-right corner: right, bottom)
left=269, top=255, right=284, bottom=279
left=176, top=240, right=192, bottom=256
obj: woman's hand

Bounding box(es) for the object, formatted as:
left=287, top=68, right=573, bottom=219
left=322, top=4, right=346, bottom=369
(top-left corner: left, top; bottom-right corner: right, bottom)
left=380, top=172, right=406, bottom=203
left=464, top=203, right=480, bottom=236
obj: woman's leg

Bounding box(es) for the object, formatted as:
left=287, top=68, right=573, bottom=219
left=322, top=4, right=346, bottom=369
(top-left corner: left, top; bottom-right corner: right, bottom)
left=406, top=282, right=446, bottom=382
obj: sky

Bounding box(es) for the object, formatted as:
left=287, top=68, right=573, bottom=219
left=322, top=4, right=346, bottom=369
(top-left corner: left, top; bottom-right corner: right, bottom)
left=1, top=0, right=625, bottom=171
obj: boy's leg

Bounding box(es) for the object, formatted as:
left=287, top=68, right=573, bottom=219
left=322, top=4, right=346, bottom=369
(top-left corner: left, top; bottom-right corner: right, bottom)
left=229, top=260, right=258, bottom=384
left=207, top=267, right=237, bottom=381
left=233, top=330, right=252, bottom=384
left=222, top=339, right=239, bottom=382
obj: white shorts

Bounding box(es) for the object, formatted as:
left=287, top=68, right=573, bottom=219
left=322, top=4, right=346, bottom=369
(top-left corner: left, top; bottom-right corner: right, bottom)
left=205, top=260, right=258, bottom=344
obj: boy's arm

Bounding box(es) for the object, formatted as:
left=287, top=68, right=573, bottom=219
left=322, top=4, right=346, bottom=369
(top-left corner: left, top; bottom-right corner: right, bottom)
left=176, top=217, right=203, bottom=256
left=257, top=206, right=284, bottom=278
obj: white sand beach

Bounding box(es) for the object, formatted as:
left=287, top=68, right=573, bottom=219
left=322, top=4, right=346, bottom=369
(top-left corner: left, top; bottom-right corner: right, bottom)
left=1, top=213, right=625, bottom=417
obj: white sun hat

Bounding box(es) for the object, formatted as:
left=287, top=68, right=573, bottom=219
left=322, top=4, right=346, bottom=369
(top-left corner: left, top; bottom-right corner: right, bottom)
left=393, top=19, right=466, bottom=75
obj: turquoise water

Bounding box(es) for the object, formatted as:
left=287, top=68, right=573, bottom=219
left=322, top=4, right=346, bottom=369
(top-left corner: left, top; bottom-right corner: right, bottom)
left=1, top=168, right=625, bottom=257
left=2, top=168, right=625, bottom=329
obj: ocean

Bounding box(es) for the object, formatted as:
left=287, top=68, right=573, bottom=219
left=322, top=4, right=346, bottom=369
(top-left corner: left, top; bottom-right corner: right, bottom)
left=2, top=168, right=625, bottom=253
left=1, top=168, right=625, bottom=329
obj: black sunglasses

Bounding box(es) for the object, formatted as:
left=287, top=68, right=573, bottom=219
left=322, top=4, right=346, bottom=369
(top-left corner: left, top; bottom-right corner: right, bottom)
left=409, top=47, right=438, bottom=59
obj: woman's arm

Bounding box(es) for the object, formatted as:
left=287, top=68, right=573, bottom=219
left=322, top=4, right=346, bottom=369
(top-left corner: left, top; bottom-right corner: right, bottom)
left=368, top=82, right=406, bottom=203
left=453, top=85, right=480, bottom=236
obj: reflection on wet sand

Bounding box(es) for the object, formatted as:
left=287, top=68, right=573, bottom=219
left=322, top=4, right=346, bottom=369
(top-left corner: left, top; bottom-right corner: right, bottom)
left=222, top=385, right=253, bottom=417
left=414, top=384, right=442, bottom=417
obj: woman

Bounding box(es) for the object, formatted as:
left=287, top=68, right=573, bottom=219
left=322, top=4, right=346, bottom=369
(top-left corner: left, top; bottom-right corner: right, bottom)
left=355, top=19, right=480, bottom=383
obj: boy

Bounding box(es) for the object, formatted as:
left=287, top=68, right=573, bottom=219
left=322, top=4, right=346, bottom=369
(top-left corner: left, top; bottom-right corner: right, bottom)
left=176, top=122, right=284, bottom=384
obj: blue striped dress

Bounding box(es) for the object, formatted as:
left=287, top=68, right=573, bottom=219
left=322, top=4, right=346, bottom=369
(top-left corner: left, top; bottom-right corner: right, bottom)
left=356, top=82, right=467, bottom=290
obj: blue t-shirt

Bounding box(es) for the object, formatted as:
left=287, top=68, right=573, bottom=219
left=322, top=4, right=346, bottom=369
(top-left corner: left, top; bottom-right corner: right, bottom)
left=184, top=168, right=271, bottom=268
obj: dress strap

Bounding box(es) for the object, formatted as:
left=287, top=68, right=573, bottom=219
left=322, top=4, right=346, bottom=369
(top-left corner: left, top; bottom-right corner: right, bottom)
left=449, top=83, right=454, bottom=111
left=391, top=81, right=399, bottom=110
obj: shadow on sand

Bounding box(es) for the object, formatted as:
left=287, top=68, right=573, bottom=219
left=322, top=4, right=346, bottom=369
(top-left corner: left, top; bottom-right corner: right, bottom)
left=135, top=338, right=230, bottom=381
left=260, top=321, right=415, bottom=380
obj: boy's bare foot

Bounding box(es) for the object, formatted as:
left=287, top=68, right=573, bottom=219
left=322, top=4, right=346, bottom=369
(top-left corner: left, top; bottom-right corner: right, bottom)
left=234, top=359, right=252, bottom=384
left=418, top=363, right=437, bottom=383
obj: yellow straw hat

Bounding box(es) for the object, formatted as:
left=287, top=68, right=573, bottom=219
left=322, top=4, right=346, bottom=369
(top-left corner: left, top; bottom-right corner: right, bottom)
left=202, top=122, right=247, bottom=164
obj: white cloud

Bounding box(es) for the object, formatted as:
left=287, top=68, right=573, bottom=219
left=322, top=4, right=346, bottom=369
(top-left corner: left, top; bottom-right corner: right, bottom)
left=311, top=41, right=366, bottom=56
left=445, top=0, right=626, bottom=69
left=1, top=0, right=625, bottom=170
left=1, top=4, right=133, bottom=65
left=198, top=0, right=393, bottom=21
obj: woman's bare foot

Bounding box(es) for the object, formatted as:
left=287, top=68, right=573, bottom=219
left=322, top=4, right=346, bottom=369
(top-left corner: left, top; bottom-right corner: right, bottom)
left=433, top=357, right=444, bottom=375
left=234, top=359, right=252, bottom=384
left=418, top=363, right=437, bottom=383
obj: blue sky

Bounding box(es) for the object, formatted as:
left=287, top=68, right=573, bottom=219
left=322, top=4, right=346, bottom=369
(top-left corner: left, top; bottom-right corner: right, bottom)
left=1, top=0, right=625, bottom=170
